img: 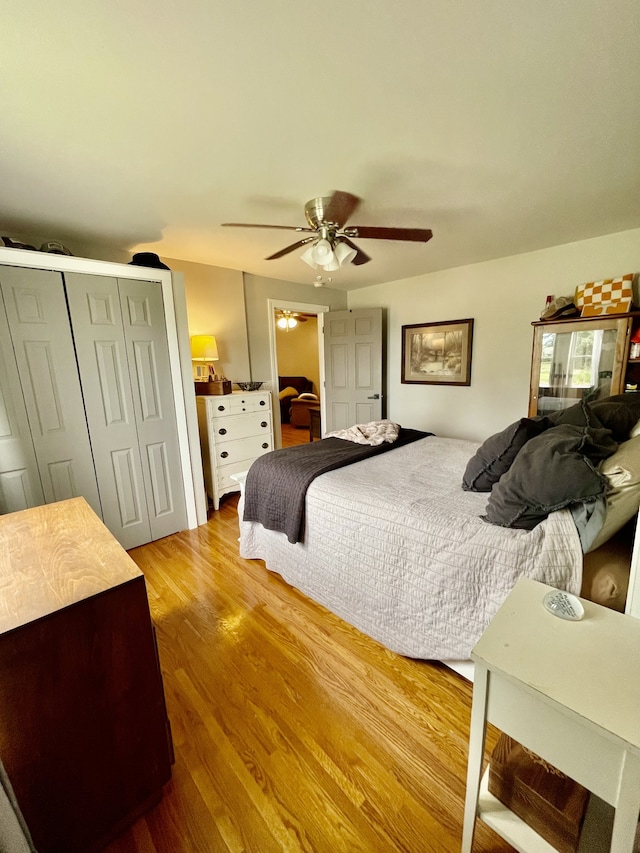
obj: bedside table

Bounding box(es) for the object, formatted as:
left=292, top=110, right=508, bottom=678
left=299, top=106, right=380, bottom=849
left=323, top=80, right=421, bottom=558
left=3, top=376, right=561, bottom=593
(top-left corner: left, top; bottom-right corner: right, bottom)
left=462, top=577, right=640, bottom=853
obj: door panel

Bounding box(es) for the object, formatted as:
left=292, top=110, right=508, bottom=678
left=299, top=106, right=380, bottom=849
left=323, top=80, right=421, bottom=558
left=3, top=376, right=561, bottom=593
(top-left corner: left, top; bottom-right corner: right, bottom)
left=64, top=273, right=152, bottom=549
left=0, top=266, right=102, bottom=516
left=0, top=293, right=44, bottom=513
left=118, top=278, right=188, bottom=540
left=323, top=308, right=383, bottom=432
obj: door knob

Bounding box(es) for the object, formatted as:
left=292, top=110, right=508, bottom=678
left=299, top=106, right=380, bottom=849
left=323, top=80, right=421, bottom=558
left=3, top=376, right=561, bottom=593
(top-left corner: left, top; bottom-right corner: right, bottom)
left=367, top=393, right=380, bottom=399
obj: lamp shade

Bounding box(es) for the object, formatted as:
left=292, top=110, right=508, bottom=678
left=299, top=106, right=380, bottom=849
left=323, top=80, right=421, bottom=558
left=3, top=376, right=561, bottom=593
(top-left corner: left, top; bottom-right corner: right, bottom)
left=334, top=241, right=357, bottom=266
left=190, top=335, right=219, bottom=361
left=312, top=239, right=333, bottom=265
left=301, top=245, right=319, bottom=269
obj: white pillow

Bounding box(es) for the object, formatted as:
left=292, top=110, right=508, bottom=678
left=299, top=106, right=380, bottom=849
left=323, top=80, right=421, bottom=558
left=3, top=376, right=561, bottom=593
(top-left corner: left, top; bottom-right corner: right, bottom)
left=588, top=435, right=640, bottom=551
left=630, top=418, right=640, bottom=438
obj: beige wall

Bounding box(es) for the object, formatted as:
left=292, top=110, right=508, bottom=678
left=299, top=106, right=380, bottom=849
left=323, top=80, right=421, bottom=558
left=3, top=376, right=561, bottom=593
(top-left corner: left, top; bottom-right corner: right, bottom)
left=243, top=274, right=348, bottom=383
left=348, top=228, right=640, bottom=442
left=164, top=258, right=249, bottom=381
left=275, top=316, right=319, bottom=394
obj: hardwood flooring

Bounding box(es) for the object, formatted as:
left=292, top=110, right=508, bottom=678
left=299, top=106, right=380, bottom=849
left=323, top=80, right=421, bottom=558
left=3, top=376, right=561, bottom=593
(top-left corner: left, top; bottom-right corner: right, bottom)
left=102, top=494, right=513, bottom=853
left=280, top=422, right=312, bottom=447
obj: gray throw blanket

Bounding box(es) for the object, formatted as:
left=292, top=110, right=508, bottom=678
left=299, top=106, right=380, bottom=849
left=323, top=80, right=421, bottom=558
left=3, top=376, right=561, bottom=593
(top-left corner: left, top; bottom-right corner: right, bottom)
left=243, top=428, right=429, bottom=543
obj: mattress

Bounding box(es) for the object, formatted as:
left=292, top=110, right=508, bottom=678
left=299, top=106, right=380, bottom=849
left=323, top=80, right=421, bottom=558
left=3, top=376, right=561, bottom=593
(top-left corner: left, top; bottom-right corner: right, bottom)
left=238, top=436, right=582, bottom=660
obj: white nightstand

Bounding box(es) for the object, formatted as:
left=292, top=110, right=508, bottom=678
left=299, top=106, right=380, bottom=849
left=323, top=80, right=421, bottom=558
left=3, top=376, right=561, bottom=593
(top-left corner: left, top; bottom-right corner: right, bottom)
left=462, top=577, right=640, bottom=853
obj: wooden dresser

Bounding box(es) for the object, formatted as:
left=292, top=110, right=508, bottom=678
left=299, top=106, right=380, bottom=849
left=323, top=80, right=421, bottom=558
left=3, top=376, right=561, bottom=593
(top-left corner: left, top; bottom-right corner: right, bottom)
left=0, top=497, right=173, bottom=853
left=196, top=391, right=274, bottom=509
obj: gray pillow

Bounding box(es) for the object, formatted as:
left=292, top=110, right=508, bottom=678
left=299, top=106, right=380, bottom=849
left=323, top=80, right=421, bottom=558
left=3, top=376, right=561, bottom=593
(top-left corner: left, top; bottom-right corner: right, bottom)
left=548, top=395, right=640, bottom=442
left=462, top=417, right=552, bottom=492
left=482, top=424, right=617, bottom=530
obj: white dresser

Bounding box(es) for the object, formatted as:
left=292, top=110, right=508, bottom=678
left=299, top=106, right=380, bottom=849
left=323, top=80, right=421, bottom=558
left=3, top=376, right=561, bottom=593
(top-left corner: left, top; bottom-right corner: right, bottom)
left=196, top=391, right=273, bottom=510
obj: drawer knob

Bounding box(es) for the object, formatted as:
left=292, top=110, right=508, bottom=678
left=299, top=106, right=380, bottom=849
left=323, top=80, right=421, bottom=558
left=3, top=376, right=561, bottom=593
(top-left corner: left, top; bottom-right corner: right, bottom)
left=261, top=421, right=267, bottom=428
left=220, top=451, right=229, bottom=459
left=262, top=442, right=269, bottom=449
left=259, top=400, right=266, bottom=406
left=218, top=428, right=227, bottom=435
left=217, top=405, right=225, bottom=412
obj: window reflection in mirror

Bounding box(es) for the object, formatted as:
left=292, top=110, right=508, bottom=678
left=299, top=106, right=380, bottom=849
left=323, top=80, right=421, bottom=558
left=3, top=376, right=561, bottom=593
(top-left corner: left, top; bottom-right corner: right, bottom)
left=537, top=328, right=617, bottom=415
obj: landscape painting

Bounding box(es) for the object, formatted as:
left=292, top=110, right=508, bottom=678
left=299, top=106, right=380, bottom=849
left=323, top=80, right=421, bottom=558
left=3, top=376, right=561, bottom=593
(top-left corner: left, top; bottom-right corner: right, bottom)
left=401, top=318, right=474, bottom=386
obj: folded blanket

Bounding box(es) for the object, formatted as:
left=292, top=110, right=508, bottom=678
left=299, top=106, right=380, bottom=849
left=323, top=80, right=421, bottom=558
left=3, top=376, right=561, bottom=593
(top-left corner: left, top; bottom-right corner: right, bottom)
left=326, top=419, right=400, bottom=446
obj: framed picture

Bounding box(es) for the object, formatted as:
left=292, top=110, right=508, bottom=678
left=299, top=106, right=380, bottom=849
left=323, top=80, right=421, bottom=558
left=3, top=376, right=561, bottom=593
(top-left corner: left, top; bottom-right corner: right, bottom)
left=401, top=318, right=474, bottom=386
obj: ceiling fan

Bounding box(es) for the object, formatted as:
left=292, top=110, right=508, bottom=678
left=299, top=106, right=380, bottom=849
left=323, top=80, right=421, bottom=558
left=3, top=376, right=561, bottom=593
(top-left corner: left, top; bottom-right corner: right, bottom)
left=222, top=190, right=433, bottom=269
left=275, top=310, right=309, bottom=329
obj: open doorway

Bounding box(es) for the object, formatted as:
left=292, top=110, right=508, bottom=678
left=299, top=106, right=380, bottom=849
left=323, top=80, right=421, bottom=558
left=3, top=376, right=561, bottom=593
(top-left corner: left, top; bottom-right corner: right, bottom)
left=267, top=298, right=329, bottom=448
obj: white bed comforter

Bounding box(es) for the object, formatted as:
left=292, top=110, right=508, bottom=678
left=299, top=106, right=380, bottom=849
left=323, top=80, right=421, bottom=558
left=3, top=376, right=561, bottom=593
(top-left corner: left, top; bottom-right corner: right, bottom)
left=238, top=436, right=582, bottom=660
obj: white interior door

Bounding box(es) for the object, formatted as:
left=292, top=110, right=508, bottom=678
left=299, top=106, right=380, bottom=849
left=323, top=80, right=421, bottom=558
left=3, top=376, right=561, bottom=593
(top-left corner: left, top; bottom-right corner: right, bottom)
left=323, top=308, right=383, bottom=432
left=0, top=266, right=102, bottom=517
left=0, top=290, right=44, bottom=513
left=64, top=272, right=153, bottom=549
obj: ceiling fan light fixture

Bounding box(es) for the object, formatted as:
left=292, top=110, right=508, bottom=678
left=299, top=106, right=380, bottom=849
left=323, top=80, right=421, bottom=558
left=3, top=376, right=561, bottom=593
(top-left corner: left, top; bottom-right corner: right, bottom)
left=322, top=254, right=341, bottom=272
left=312, top=239, right=333, bottom=265
left=276, top=313, right=298, bottom=329
left=334, top=241, right=357, bottom=266
left=301, top=244, right=320, bottom=269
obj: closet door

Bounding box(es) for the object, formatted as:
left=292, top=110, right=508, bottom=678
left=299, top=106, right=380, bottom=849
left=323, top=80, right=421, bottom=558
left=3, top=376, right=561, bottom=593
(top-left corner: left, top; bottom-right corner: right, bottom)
left=0, top=266, right=102, bottom=517
left=118, top=278, right=188, bottom=540
left=0, top=291, right=44, bottom=513
left=64, top=273, right=153, bottom=550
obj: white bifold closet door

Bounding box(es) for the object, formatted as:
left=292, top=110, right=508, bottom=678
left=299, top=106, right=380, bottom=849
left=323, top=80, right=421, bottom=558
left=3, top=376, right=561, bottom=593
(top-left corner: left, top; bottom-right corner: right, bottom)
left=65, top=272, right=187, bottom=547
left=0, top=264, right=187, bottom=550
left=0, top=266, right=103, bottom=517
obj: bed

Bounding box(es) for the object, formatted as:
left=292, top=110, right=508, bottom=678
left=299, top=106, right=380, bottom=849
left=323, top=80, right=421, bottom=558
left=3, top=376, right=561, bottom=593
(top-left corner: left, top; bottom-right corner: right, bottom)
left=237, top=397, right=640, bottom=671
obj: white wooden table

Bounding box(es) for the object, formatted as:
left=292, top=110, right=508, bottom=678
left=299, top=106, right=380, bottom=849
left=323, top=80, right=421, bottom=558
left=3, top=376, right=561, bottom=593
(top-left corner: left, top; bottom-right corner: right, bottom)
left=462, top=577, right=640, bottom=853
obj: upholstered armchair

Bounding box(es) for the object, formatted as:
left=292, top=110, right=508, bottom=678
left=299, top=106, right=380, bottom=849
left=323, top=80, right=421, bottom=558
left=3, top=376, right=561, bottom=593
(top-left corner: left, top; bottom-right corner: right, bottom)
left=289, top=394, right=320, bottom=428
left=278, top=376, right=313, bottom=423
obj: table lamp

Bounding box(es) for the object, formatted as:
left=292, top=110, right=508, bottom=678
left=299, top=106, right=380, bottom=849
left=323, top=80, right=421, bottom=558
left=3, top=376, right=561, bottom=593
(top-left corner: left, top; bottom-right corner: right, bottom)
left=190, top=335, right=219, bottom=381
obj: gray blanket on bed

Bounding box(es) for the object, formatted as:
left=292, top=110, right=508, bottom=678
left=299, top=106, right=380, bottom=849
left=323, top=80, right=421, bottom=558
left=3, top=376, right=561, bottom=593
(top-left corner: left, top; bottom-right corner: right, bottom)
left=243, top=427, right=430, bottom=543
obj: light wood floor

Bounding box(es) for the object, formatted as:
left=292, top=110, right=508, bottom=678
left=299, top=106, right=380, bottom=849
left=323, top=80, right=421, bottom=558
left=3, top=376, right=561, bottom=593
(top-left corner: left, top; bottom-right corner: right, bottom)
left=103, top=494, right=513, bottom=853
left=280, top=421, right=313, bottom=447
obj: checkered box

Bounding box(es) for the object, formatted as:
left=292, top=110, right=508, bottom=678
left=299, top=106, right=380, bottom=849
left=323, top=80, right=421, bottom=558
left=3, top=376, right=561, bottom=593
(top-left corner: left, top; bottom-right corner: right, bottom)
left=575, top=273, right=633, bottom=317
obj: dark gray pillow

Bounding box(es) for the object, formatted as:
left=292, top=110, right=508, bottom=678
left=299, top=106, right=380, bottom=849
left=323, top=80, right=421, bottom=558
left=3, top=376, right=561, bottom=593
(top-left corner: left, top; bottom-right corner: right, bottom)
left=589, top=399, right=640, bottom=441
left=462, top=417, right=552, bottom=492
left=482, top=424, right=616, bottom=530
left=548, top=394, right=640, bottom=442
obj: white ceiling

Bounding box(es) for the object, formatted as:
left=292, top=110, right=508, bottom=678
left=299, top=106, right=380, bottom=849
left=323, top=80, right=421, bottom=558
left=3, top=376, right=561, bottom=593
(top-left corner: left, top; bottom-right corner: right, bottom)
left=1, top=1, right=639, bottom=290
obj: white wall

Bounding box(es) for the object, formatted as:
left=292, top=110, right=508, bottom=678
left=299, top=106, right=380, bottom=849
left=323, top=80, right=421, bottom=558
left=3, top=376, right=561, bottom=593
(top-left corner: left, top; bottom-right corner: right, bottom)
left=348, top=228, right=640, bottom=442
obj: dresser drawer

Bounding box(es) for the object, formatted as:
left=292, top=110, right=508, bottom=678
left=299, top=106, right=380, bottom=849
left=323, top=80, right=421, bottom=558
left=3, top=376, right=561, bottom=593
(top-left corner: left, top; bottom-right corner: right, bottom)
left=216, top=445, right=273, bottom=488
left=211, top=412, right=271, bottom=443
left=213, top=434, right=273, bottom=468
left=211, top=393, right=270, bottom=417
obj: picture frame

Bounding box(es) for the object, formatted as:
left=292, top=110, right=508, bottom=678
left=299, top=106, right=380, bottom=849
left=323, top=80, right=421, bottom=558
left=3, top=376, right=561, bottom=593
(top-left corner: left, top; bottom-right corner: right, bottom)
left=401, top=318, right=474, bottom=386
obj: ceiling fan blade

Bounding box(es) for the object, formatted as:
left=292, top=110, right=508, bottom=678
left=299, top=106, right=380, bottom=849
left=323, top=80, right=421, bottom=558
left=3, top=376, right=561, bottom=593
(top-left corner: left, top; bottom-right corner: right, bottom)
left=222, top=223, right=314, bottom=232
left=344, top=226, right=433, bottom=243
left=339, top=237, right=371, bottom=266
left=321, top=191, right=361, bottom=228
left=265, top=236, right=316, bottom=260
